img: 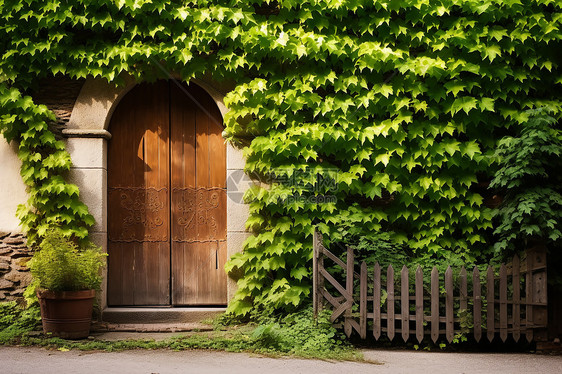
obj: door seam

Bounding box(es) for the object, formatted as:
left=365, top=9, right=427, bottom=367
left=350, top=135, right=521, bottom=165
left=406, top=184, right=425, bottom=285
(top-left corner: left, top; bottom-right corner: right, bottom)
left=168, top=80, right=173, bottom=306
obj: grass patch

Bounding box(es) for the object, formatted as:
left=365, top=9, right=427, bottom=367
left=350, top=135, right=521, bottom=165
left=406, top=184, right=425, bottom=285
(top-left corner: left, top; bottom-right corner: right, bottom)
left=0, top=305, right=362, bottom=361
left=16, top=328, right=362, bottom=361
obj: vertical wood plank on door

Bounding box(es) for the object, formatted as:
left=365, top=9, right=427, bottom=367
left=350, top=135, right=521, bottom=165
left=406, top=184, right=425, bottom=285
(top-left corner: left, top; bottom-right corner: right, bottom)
left=170, top=82, right=196, bottom=305
left=171, top=241, right=185, bottom=304
left=170, top=80, right=197, bottom=228
left=134, top=244, right=148, bottom=304
left=121, top=244, right=135, bottom=305
left=154, top=90, right=171, bottom=304
left=204, top=87, right=227, bottom=240
left=142, top=82, right=170, bottom=305
left=106, top=244, right=123, bottom=306
left=207, top=87, right=227, bottom=190
left=195, top=83, right=211, bottom=218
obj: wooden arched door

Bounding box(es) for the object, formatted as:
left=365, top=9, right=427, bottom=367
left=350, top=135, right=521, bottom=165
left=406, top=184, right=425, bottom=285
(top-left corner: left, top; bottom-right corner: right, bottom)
left=107, top=81, right=227, bottom=306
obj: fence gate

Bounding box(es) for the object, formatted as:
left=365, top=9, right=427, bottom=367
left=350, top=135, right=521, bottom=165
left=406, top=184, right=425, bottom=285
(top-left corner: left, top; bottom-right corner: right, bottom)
left=312, top=230, right=548, bottom=343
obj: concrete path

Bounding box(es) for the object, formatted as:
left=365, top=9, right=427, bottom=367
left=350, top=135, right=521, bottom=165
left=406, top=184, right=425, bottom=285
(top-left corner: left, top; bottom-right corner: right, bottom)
left=1, top=346, right=561, bottom=374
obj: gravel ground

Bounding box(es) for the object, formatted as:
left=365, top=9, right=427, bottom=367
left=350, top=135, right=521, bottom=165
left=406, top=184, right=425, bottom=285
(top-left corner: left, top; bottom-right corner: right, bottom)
left=1, top=346, right=562, bottom=374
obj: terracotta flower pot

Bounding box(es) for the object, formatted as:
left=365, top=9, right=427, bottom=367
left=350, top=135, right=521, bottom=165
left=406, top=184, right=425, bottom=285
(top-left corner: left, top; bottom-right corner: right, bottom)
left=36, top=289, right=95, bottom=339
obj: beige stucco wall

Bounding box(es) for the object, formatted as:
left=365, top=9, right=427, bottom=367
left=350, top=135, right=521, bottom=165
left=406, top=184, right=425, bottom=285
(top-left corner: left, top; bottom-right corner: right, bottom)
left=0, top=139, right=28, bottom=233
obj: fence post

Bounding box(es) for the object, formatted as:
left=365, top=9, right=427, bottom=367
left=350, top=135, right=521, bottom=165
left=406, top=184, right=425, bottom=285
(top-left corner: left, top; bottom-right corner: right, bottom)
left=445, top=266, right=454, bottom=343
left=512, top=254, right=521, bottom=342
left=487, top=266, right=495, bottom=342
left=415, top=266, right=424, bottom=343
left=373, top=262, right=381, bottom=340
left=473, top=267, right=482, bottom=342
left=344, top=246, right=354, bottom=337
left=500, top=263, right=508, bottom=342
left=360, top=261, right=367, bottom=339
left=313, top=229, right=320, bottom=319
left=388, top=265, right=395, bottom=341
left=459, top=266, right=468, bottom=341
left=401, top=265, right=410, bottom=342
left=431, top=267, right=439, bottom=343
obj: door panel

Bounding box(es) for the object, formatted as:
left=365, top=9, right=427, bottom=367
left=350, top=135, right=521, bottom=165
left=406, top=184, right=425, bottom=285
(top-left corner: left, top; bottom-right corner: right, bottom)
left=108, top=81, right=226, bottom=307
left=170, top=83, right=227, bottom=305
left=107, top=81, right=170, bottom=306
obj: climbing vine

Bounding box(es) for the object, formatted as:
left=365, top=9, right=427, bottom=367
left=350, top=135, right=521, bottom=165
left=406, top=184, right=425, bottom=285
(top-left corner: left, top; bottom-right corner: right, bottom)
left=1, top=0, right=561, bottom=314
left=0, top=85, right=94, bottom=244
left=490, top=108, right=562, bottom=254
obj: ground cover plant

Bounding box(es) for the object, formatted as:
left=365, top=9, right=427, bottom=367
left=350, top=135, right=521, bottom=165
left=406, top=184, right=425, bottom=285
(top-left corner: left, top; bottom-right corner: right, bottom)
left=0, top=302, right=41, bottom=344
left=0, top=0, right=561, bottom=318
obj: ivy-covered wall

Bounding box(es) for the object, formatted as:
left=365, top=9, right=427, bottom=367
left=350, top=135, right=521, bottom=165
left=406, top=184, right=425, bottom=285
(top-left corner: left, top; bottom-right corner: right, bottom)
left=0, top=1, right=561, bottom=314
left=0, top=77, right=83, bottom=232
left=0, top=77, right=85, bottom=301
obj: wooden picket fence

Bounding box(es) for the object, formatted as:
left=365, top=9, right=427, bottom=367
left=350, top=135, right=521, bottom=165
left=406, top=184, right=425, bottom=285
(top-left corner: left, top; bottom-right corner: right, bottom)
left=312, top=230, right=548, bottom=343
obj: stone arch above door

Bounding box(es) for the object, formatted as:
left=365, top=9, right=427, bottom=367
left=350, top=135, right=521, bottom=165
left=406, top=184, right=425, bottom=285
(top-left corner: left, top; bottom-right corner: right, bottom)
left=64, top=76, right=250, bottom=309
left=65, top=76, right=231, bottom=134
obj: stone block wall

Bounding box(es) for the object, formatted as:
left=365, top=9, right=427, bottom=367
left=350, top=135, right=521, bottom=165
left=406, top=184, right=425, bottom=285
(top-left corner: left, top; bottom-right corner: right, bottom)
left=0, top=77, right=84, bottom=302
left=0, top=232, right=32, bottom=301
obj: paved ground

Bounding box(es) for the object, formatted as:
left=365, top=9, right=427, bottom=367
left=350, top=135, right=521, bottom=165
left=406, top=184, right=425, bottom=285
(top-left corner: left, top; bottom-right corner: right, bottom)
left=2, top=346, right=562, bottom=374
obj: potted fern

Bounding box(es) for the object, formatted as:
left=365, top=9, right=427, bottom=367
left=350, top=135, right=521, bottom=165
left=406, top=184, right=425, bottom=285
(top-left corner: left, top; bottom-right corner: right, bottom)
left=28, top=228, right=106, bottom=339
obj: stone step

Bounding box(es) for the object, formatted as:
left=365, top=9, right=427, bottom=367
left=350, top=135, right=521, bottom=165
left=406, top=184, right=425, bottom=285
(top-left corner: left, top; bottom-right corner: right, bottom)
left=92, top=322, right=213, bottom=333
left=101, top=307, right=226, bottom=325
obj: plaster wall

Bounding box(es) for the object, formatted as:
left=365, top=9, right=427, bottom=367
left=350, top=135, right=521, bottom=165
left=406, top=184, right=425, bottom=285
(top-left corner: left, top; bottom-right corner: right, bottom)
left=0, top=139, right=28, bottom=233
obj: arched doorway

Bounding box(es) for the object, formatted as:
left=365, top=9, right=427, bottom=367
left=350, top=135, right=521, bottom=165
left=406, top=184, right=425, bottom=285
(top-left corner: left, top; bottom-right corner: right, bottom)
left=107, top=81, right=227, bottom=306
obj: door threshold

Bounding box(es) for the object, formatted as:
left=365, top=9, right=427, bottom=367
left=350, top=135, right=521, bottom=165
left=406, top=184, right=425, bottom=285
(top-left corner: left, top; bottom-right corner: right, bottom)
left=102, top=306, right=226, bottom=324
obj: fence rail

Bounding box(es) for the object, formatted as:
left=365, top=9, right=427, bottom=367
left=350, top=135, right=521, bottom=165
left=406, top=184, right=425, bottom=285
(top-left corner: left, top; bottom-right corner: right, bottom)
left=312, top=230, right=548, bottom=343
